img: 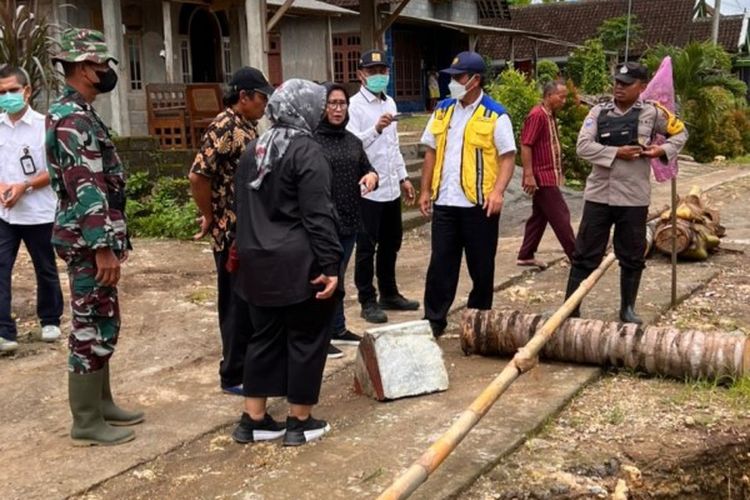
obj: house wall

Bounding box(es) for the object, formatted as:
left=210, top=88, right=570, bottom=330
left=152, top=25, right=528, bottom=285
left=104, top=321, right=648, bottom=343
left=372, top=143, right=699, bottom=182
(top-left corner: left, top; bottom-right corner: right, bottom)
left=279, top=17, right=330, bottom=82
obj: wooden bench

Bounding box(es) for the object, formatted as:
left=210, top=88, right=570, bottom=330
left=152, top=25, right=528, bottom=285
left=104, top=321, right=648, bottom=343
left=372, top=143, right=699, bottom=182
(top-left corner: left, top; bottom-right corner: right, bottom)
left=146, top=83, right=225, bottom=150
left=146, top=83, right=189, bottom=150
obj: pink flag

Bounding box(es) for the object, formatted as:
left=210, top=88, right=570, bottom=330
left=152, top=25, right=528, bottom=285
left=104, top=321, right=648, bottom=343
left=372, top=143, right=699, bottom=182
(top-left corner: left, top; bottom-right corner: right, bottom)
left=640, top=56, right=678, bottom=182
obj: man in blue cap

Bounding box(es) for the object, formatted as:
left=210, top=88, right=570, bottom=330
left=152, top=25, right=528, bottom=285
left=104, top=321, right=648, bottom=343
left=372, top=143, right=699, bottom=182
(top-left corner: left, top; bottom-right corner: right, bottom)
left=418, top=51, right=516, bottom=337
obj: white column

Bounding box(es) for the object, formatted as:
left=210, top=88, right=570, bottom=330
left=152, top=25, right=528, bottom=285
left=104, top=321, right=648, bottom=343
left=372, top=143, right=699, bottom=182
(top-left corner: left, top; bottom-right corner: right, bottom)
left=162, top=1, right=174, bottom=83
left=101, top=0, right=131, bottom=135
left=245, top=0, right=268, bottom=73
left=238, top=4, right=250, bottom=66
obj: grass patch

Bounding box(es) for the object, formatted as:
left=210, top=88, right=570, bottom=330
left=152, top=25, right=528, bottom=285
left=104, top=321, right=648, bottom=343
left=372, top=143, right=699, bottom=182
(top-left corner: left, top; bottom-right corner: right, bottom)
left=397, top=113, right=430, bottom=133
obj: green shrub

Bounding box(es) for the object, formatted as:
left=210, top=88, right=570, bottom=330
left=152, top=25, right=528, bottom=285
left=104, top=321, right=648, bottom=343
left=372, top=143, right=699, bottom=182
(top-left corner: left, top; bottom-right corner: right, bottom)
left=557, top=80, right=591, bottom=185
left=125, top=174, right=197, bottom=239
left=566, top=39, right=610, bottom=95
left=536, top=60, right=560, bottom=85
left=487, top=68, right=541, bottom=145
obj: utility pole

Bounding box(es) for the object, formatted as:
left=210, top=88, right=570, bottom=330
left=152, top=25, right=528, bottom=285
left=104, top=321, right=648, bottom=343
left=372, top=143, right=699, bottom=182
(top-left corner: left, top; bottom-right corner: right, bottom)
left=712, top=0, right=721, bottom=44
left=624, top=0, right=633, bottom=62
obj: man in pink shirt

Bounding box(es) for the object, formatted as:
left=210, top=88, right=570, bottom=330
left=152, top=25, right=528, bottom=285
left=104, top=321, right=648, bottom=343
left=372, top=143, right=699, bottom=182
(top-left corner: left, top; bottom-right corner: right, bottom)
left=517, top=80, right=575, bottom=268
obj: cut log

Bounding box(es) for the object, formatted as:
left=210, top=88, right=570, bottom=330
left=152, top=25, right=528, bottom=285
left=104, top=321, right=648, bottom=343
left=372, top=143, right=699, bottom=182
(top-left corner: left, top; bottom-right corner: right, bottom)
left=461, top=310, right=750, bottom=381
left=654, top=218, right=692, bottom=254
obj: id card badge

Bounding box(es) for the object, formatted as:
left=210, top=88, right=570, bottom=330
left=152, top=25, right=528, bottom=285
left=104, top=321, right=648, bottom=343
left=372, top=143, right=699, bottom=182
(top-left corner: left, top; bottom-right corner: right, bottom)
left=20, top=147, right=37, bottom=175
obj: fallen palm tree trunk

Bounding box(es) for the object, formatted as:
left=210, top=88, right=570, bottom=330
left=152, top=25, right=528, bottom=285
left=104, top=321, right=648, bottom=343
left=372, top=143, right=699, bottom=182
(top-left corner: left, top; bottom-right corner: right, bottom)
left=376, top=253, right=618, bottom=500
left=461, top=311, right=750, bottom=381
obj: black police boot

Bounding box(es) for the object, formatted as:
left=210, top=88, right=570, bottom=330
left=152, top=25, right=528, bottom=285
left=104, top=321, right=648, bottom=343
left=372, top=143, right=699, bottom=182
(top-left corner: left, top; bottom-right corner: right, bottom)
left=564, top=267, right=592, bottom=318
left=619, top=268, right=643, bottom=325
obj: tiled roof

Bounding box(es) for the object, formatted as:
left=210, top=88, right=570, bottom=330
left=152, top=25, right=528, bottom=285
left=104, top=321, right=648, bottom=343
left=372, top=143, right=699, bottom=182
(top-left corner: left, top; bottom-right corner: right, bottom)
left=478, top=0, right=745, bottom=61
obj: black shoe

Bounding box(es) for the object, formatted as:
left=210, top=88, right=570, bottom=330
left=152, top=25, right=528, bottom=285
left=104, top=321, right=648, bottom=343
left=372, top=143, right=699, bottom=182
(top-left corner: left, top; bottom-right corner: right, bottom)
left=283, top=415, right=331, bottom=446
left=232, top=413, right=286, bottom=444
left=331, top=329, right=362, bottom=346
left=619, top=269, right=644, bottom=325
left=379, top=294, right=420, bottom=311
left=327, top=344, right=344, bottom=359
left=429, top=320, right=446, bottom=338
left=361, top=302, right=388, bottom=323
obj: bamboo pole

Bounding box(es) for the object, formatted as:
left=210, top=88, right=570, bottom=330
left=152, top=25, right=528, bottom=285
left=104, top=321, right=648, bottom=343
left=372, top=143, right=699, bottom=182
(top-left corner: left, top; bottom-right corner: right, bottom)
left=377, top=253, right=618, bottom=500
left=671, top=176, right=678, bottom=306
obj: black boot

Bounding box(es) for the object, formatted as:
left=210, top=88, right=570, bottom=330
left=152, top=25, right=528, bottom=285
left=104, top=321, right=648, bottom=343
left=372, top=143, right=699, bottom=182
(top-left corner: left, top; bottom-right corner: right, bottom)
left=564, top=267, right=592, bottom=318
left=619, top=268, right=643, bottom=324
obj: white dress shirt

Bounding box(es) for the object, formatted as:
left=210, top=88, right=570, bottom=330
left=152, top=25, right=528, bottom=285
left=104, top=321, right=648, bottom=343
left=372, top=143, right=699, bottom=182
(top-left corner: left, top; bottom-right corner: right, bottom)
left=347, top=87, right=408, bottom=203
left=421, top=92, right=516, bottom=207
left=0, top=108, right=57, bottom=225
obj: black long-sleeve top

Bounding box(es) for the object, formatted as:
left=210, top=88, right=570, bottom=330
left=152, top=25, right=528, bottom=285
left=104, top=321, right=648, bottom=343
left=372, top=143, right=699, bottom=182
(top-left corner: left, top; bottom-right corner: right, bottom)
left=234, top=135, right=343, bottom=307
left=314, top=121, right=377, bottom=236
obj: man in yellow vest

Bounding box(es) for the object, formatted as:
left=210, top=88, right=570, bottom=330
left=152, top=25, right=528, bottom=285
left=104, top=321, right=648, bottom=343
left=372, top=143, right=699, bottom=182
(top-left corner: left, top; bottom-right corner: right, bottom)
left=418, top=52, right=516, bottom=337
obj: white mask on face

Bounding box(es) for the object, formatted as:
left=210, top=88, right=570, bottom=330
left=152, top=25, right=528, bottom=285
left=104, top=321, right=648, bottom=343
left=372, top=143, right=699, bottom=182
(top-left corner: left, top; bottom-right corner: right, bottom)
left=448, top=75, right=476, bottom=100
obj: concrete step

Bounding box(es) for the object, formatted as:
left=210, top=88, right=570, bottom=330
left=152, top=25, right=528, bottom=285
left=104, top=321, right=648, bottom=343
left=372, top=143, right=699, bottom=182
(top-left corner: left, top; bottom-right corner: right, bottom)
left=400, top=141, right=428, bottom=160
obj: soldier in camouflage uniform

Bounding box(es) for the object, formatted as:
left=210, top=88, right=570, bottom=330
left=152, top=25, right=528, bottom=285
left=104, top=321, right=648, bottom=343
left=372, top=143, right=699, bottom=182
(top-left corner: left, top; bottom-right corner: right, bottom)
left=47, top=28, right=143, bottom=446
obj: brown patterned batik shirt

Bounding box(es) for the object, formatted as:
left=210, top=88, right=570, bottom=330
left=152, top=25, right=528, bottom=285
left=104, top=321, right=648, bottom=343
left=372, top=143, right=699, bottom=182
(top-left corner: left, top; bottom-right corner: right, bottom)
left=190, top=107, right=258, bottom=251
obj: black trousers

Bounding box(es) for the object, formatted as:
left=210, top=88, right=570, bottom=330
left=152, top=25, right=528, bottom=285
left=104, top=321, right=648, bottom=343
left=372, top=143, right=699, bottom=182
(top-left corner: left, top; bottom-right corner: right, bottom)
left=0, top=220, right=63, bottom=341
left=355, top=197, right=403, bottom=304
left=424, top=205, right=500, bottom=329
left=244, top=296, right=335, bottom=405
left=213, top=245, right=252, bottom=388
left=571, top=201, right=648, bottom=273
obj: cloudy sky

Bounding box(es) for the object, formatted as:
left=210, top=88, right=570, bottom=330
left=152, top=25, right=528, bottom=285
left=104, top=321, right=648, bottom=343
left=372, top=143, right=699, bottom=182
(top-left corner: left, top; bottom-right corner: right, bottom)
left=722, top=0, right=750, bottom=15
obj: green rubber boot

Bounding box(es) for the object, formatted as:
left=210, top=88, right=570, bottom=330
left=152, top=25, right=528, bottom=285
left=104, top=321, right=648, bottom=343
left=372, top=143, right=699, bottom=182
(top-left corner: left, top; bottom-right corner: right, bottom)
left=69, top=370, right=135, bottom=446
left=102, top=363, right=145, bottom=426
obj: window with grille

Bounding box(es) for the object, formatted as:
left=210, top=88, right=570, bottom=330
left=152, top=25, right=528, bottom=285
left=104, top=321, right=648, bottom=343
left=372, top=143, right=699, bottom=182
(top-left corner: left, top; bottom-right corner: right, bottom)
left=476, top=0, right=511, bottom=20
left=125, top=34, right=143, bottom=90
left=179, top=39, right=191, bottom=83
left=222, top=37, right=232, bottom=83
left=332, top=33, right=361, bottom=83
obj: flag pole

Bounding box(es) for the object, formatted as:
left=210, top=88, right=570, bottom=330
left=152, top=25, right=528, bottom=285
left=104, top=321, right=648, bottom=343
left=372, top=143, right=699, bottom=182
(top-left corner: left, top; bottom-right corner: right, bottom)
left=670, top=172, right=678, bottom=307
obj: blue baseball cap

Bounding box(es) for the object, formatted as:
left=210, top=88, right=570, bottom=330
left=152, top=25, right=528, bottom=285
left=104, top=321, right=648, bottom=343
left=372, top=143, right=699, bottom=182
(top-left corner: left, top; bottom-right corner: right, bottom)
left=440, top=51, right=486, bottom=75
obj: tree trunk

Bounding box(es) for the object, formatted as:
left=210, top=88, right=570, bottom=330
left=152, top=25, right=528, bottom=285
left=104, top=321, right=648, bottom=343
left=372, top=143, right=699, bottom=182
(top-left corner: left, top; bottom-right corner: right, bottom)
left=461, top=310, right=750, bottom=381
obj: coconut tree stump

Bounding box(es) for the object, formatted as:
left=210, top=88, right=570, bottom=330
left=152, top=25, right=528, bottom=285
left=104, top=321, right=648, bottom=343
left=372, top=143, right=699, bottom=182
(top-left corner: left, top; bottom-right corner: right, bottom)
left=461, top=310, right=750, bottom=381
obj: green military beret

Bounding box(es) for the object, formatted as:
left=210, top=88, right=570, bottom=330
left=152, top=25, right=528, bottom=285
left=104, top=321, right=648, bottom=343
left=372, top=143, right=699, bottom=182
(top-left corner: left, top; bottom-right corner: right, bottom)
left=52, top=28, right=118, bottom=65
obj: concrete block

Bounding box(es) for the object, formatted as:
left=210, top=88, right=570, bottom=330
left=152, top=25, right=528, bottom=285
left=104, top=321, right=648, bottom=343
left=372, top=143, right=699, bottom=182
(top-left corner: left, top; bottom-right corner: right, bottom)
left=354, top=320, right=449, bottom=401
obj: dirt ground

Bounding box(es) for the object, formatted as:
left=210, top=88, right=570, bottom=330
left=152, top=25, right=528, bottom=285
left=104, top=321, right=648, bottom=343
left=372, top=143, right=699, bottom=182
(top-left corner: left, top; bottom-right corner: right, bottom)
left=1, top=164, right=749, bottom=500
left=466, top=178, right=750, bottom=500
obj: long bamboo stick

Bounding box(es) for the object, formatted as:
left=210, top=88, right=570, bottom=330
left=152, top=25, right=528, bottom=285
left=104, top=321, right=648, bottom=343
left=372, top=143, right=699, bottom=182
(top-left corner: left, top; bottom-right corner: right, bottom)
left=376, top=253, right=618, bottom=500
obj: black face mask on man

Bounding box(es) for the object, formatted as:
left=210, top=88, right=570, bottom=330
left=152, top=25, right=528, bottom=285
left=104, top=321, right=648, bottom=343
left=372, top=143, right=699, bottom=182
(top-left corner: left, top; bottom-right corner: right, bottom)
left=92, top=67, right=118, bottom=94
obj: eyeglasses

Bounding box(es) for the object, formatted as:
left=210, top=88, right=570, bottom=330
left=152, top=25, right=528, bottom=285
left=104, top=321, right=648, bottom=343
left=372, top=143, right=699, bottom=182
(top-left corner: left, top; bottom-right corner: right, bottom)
left=327, top=101, right=348, bottom=109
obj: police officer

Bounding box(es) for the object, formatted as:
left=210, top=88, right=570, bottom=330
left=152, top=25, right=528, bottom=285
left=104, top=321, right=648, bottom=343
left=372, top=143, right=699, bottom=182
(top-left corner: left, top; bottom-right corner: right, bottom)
left=47, top=29, right=143, bottom=446
left=419, top=52, right=516, bottom=337
left=565, top=62, right=687, bottom=323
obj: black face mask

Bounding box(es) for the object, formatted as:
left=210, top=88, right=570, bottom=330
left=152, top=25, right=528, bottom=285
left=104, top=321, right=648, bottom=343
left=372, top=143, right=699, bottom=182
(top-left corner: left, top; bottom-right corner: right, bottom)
left=93, top=67, right=118, bottom=94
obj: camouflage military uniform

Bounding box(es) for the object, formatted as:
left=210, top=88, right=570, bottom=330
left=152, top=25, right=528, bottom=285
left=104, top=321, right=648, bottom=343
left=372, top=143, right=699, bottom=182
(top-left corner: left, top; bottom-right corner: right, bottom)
left=46, top=29, right=127, bottom=374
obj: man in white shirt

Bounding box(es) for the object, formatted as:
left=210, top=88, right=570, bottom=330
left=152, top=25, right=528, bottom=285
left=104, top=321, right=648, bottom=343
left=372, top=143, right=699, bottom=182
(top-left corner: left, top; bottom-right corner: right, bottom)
left=347, top=49, right=419, bottom=324
left=418, top=52, right=516, bottom=337
left=0, top=66, right=63, bottom=353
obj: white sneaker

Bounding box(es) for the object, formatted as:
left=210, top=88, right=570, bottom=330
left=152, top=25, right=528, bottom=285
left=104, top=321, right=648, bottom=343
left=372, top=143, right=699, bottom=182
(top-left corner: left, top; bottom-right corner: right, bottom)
left=41, top=325, right=62, bottom=342
left=0, top=338, right=19, bottom=353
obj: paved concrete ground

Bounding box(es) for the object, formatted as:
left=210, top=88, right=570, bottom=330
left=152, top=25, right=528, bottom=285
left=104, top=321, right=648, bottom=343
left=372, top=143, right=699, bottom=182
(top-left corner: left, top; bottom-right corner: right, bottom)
left=1, top=163, right=747, bottom=500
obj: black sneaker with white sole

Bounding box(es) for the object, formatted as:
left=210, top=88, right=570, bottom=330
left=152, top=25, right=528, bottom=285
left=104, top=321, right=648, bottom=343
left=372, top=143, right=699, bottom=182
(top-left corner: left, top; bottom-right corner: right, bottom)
left=330, top=329, right=362, bottom=346
left=327, top=344, right=344, bottom=359
left=232, top=413, right=286, bottom=444
left=283, top=416, right=331, bottom=446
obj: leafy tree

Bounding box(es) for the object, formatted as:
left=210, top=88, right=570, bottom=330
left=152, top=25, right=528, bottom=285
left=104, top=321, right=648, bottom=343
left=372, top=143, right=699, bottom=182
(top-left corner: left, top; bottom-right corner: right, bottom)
left=486, top=68, right=541, bottom=145
left=557, top=80, right=591, bottom=185
left=536, top=59, right=560, bottom=85
left=0, top=0, right=61, bottom=105
left=597, top=14, right=642, bottom=58
left=567, top=39, right=609, bottom=94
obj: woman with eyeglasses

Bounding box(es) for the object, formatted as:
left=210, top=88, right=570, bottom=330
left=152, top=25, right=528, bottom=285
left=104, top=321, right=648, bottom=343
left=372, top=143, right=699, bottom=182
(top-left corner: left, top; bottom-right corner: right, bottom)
left=314, top=83, right=378, bottom=359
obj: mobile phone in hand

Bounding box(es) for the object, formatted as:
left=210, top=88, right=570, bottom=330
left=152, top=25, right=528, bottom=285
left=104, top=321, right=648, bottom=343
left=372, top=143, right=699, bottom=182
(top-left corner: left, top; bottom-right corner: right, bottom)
left=392, top=112, right=413, bottom=121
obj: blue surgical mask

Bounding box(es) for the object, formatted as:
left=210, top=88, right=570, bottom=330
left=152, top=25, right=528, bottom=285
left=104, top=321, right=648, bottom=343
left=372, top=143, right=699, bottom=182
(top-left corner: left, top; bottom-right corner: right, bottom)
left=0, top=91, right=26, bottom=114
left=365, top=74, right=389, bottom=94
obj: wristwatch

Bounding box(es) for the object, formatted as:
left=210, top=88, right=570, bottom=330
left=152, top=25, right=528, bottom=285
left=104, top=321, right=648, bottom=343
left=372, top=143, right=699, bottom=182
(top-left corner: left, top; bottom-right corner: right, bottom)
left=23, top=179, right=32, bottom=192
